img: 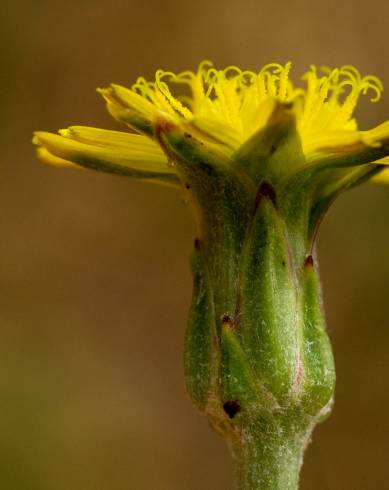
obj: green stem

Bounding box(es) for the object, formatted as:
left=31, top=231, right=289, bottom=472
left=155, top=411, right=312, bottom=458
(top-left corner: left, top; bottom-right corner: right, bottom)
left=231, top=426, right=307, bottom=490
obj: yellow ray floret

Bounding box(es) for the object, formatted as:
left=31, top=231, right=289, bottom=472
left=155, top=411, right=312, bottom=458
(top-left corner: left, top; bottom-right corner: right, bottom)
left=33, top=127, right=177, bottom=185
left=372, top=158, right=389, bottom=184
left=33, top=61, right=389, bottom=185
left=103, top=62, right=384, bottom=150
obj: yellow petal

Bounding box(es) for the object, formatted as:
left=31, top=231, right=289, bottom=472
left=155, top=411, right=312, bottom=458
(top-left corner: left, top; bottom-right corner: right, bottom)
left=99, top=84, right=156, bottom=118
left=362, top=120, right=389, bottom=144
left=33, top=128, right=179, bottom=185
left=303, top=131, right=361, bottom=159
left=371, top=158, right=389, bottom=184
left=191, top=116, right=242, bottom=151
left=303, top=121, right=389, bottom=168
left=59, top=126, right=163, bottom=154
left=36, top=147, right=80, bottom=169
left=98, top=85, right=157, bottom=136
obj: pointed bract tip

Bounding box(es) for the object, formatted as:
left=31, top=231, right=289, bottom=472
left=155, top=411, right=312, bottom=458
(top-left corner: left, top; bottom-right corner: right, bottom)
left=304, top=255, right=314, bottom=267
left=221, top=314, right=235, bottom=330
left=154, top=117, right=176, bottom=138
left=254, top=181, right=277, bottom=213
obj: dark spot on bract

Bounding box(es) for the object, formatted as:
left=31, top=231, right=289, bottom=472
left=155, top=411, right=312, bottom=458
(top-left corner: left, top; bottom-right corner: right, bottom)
left=221, top=314, right=233, bottom=327
left=254, top=181, right=277, bottom=213
left=185, top=183, right=191, bottom=189
left=223, top=400, right=241, bottom=418
left=194, top=238, right=201, bottom=251
left=305, top=255, right=314, bottom=267
left=184, top=132, right=192, bottom=138
left=154, top=118, right=175, bottom=143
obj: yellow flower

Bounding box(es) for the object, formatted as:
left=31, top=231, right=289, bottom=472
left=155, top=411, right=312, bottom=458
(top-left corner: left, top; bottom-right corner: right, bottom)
left=33, top=61, right=389, bottom=187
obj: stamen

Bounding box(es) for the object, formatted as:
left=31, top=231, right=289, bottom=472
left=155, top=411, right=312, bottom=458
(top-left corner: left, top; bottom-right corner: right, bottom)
left=360, top=76, right=383, bottom=102
left=123, top=61, right=384, bottom=148
left=155, top=70, right=193, bottom=119
left=279, top=62, right=292, bottom=100
left=222, top=66, right=243, bottom=78
left=257, top=72, right=267, bottom=98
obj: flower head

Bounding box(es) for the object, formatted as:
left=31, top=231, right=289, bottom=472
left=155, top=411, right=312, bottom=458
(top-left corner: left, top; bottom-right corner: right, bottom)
left=32, top=63, right=388, bottom=480
left=33, top=61, right=389, bottom=259
left=34, top=61, right=389, bottom=183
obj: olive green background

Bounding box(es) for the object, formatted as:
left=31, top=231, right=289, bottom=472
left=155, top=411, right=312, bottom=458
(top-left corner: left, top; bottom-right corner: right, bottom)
left=1, top=0, right=388, bottom=488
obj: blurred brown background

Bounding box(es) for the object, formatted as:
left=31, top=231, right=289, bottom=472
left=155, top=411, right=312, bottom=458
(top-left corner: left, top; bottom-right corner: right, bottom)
left=0, top=0, right=388, bottom=488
